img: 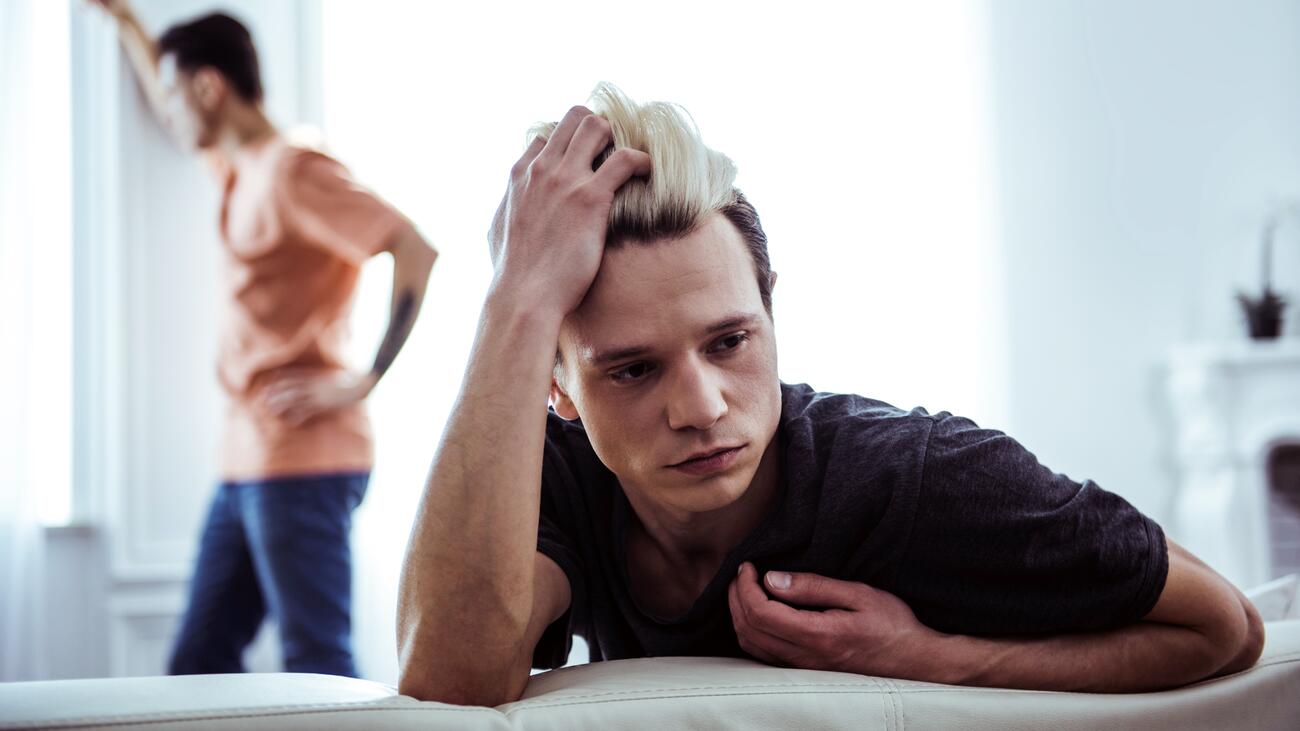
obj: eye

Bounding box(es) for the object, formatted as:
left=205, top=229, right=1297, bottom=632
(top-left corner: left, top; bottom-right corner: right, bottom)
left=708, top=331, right=750, bottom=354
left=609, top=361, right=655, bottom=384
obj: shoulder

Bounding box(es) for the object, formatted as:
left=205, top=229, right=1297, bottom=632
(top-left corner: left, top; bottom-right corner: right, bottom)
left=780, top=382, right=1013, bottom=466
left=776, top=382, right=946, bottom=531
left=276, top=142, right=348, bottom=184
left=780, top=382, right=938, bottom=464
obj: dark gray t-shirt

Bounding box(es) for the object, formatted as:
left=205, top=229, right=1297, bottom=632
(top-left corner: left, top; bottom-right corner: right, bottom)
left=533, top=382, right=1168, bottom=669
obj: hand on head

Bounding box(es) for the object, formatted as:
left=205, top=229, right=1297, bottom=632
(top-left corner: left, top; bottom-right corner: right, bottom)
left=489, top=106, right=651, bottom=318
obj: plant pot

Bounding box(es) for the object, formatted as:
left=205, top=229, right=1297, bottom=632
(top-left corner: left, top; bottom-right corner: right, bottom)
left=1238, top=289, right=1287, bottom=340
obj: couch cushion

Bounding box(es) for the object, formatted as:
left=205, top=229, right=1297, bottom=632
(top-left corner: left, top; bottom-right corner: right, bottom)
left=0, top=672, right=506, bottom=730
left=502, top=619, right=1300, bottom=730
left=3, top=621, right=1298, bottom=730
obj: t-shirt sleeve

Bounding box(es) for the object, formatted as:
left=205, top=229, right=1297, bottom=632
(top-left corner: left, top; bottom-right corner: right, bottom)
left=531, top=420, right=589, bottom=670
left=277, top=151, right=407, bottom=265
left=889, top=412, right=1169, bottom=636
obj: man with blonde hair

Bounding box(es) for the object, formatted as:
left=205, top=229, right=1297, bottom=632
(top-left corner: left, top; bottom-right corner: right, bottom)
left=397, top=83, right=1262, bottom=705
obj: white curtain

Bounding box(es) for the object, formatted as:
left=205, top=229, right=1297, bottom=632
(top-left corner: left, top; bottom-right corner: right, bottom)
left=0, top=0, right=71, bottom=682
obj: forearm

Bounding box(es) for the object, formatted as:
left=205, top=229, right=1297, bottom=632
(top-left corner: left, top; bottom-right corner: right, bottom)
left=931, top=620, right=1247, bottom=693
left=926, top=538, right=1264, bottom=692
left=105, top=4, right=166, bottom=117
left=396, top=288, right=562, bottom=701
left=369, top=227, right=436, bottom=384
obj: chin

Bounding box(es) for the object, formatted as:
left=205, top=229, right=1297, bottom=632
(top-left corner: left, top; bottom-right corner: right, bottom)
left=661, top=467, right=755, bottom=515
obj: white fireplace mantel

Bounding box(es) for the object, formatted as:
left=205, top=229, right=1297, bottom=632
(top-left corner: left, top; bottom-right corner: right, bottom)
left=1167, top=340, right=1300, bottom=588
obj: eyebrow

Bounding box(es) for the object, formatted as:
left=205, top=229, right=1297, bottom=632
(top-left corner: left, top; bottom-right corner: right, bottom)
left=586, top=312, right=762, bottom=367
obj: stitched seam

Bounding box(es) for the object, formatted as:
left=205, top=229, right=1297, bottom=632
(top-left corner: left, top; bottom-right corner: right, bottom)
left=518, top=680, right=887, bottom=703
left=890, top=677, right=901, bottom=731
left=9, top=652, right=1300, bottom=728
left=515, top=653, right=1300, bottom=707
left=878, top=671, right=889, bottom=728
left=505, top=688, right=904, bottom=716
left=887, top=677, right=900, bottom=731
left=0, top=702, right=490, bottom=730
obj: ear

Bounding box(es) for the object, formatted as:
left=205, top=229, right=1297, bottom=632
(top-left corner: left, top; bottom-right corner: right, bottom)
left=549, top=374, right=580, bottom=421
left=769, top=270, right=778, bottom=293
left=191, top=67, right=226, bottom=111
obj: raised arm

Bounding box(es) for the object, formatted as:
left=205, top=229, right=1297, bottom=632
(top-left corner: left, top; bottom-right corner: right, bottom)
left=395, top=107, right=650, bottom=706
left=89, top=0, right=168, bottom=123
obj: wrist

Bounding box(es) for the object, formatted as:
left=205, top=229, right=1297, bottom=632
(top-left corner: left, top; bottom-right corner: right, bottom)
left=484, top=277, right=568, bottom=328
left=904, top=630, right=972, bottom=686
left=109, top=3, right=137, bottom=23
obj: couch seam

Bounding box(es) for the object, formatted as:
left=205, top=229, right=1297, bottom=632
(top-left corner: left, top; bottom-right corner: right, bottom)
left=504, top=647, right=1300, bottom=712
left=875, top=677, right=887, bottom=731
left=503, top=687, right=920, bottom=716
left=9, top=652, right=1299, bottom=728
left=510, top=653, right=1300, bottom=708
left=882, top=677, right=897, bottom=731
left=0, top=701, right=493, bottom=730
left=518, top=680, right=891, bottom=704
left=889, top=676, right=899, bottom=723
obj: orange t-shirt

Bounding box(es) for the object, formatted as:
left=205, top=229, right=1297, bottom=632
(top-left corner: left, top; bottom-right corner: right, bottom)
left=216, top=136, right=405, bottom=480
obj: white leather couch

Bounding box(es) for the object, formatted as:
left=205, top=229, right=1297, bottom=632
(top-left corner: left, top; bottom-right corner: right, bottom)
left=3, top=619, right=1298, bottom=731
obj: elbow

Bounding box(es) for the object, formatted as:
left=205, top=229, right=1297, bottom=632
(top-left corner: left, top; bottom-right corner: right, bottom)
left=395, top=624, right=531, bottom=707
left=1216, top=597, right=1266, bottom=676
left=397, top=664, right=527, bottom=707
left=1192, top=592, right=1266, bottom=680
left=392, top=223, right=438, bottom=270
left=409, top=236, right=438, bottom=269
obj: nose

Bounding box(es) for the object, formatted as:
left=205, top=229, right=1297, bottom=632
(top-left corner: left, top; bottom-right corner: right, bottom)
left=665, top=356, right=728, bottom=431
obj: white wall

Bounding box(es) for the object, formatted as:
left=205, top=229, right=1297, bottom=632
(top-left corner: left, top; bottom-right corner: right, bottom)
left=986, top=0, right=1300, bottom=522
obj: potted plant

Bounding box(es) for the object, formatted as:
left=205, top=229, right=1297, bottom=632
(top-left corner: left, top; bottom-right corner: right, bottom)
left=1238, top=207, right=1290, bottom=340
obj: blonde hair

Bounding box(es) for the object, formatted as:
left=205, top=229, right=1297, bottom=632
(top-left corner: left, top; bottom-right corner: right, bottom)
left=527, top=83, right=733, bottom=240
left=530, top=83, right=774, bottom=310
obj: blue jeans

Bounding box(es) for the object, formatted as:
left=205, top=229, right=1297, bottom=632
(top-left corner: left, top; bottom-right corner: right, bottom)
left=167, top=472, right=369, bottom=677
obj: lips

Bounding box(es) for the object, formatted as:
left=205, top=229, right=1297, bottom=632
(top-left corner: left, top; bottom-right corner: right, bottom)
left=668, top=445, right=745, bottom=476
left=670, top=445, right=739, bottom=466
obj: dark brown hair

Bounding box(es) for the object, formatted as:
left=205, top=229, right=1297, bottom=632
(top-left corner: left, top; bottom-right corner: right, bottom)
left=158, top=12, right=263, bottom=103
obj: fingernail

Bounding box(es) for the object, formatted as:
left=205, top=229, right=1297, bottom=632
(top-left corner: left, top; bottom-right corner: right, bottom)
left=767, top=571, right=791, bottom=590
left=737, top=562, right=745, bottom=577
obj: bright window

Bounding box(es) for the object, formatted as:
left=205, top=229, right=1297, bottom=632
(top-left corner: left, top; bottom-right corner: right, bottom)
left=0, top=0, right=74, bottom=526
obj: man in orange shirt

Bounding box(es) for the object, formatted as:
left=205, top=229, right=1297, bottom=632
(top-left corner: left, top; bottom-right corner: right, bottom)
left=92, top=1, right=437, bottom=677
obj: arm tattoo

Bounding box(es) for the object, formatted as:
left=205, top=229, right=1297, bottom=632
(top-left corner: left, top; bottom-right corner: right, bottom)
left=371, top=289, right=417, bottom=378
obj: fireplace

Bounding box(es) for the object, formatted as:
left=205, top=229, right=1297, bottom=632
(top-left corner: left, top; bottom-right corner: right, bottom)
left=1167, top=341, right=1300, bottom=589
left=1267, top=445, right=1300, bottom=579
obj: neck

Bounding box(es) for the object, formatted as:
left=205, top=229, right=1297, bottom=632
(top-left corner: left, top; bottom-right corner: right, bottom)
left=213, top=103, right=278, bottom=160
left=626, top=431, right=783, bottom=569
